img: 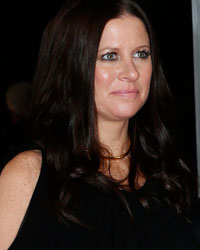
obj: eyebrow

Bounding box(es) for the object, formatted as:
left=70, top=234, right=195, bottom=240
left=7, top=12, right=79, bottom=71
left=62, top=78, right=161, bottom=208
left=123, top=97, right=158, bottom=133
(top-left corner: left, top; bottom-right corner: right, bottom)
left=98, top=45, right=150, bottom=53
left=98, top=47, right=119, bottom=53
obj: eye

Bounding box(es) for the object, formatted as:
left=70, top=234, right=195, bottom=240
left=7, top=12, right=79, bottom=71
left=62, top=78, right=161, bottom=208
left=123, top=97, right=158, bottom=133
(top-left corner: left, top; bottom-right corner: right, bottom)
left=101, top=52, right=118, bottom=61
left=134, top=50, right=151, bottom=59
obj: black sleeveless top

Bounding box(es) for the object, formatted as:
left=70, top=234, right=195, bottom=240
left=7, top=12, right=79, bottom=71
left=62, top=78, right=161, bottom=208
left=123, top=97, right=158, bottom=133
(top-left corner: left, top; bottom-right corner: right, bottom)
left=1, top=145, right=200, bottom=250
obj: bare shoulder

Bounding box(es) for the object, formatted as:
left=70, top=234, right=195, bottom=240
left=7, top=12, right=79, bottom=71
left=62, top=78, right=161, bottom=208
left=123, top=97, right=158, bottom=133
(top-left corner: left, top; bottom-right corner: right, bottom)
left=0, top=150, right=42, bottom=249
left=1, top=149, right=42, bottom=175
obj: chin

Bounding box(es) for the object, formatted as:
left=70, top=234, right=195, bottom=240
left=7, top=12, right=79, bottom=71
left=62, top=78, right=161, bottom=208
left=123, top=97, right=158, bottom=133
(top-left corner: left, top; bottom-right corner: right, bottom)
left=113, top=106, right=143, bottom=120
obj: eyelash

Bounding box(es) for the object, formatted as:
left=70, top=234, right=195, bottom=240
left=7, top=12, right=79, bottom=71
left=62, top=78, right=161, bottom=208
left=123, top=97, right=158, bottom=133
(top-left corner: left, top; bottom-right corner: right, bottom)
left=101, top=49, right=151, bottom=61
left=101, top=52, right=118, bottom=61
left=134, top=50, right=151, bottom=59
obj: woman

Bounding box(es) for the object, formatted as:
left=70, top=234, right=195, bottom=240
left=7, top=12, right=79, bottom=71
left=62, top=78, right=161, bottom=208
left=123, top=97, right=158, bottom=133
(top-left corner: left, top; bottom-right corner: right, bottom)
left=0, top=0, right=199, bottom=249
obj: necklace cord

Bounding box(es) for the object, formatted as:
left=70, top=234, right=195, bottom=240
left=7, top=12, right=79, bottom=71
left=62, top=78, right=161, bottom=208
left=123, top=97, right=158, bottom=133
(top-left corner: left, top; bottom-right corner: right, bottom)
left=103, top=141, right=131, bottom=160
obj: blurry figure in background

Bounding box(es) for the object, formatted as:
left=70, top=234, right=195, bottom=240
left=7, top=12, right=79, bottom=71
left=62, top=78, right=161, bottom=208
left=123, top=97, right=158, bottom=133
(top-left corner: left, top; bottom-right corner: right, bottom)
left=6, top=81, right=32, bottom=123
left=0, top=81, right=33, bottom=159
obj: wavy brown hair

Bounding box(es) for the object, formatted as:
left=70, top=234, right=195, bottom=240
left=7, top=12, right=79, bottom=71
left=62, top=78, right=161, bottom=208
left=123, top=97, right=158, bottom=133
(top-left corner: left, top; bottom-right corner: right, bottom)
left=31, top=0, right=197, bottom=224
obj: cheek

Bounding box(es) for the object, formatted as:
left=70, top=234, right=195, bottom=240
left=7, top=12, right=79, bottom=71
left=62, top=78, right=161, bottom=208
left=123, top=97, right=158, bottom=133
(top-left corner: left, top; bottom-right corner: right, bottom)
left=95, top=67, right=116, bottom=89
left=94, top=67, right=116, bottom=114
left=142, top=65, right=152, bottom=95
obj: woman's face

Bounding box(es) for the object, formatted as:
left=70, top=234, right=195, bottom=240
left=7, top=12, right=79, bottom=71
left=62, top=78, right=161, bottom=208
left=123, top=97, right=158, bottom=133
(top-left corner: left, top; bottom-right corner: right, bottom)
left=95, top=15, right=152, bottom=123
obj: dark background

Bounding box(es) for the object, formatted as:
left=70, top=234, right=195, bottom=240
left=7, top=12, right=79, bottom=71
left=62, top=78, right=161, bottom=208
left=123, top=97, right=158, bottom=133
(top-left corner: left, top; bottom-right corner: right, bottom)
left=1, top=1, right=196, bottom=166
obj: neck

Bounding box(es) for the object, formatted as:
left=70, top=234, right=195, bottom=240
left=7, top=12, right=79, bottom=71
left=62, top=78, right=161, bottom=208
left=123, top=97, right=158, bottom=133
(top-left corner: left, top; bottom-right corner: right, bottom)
left=97, top=119, right=130, bottom=157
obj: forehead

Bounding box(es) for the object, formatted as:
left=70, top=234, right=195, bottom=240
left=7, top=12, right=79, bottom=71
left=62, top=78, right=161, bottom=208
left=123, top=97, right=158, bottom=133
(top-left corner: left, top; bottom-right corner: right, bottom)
left=98, top=15, right=149, bottom=49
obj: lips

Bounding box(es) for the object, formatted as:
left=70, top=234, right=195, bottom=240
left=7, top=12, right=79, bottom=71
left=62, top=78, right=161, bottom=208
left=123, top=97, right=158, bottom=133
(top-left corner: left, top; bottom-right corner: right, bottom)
left=111, top=89, right=139, bottom=97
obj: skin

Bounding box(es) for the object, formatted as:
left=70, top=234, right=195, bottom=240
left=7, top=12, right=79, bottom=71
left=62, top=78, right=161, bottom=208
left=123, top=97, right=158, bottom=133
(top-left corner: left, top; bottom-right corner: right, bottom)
left=0, top=150, right=41, bottom=249
left=95, top=15, right=152, bottom=158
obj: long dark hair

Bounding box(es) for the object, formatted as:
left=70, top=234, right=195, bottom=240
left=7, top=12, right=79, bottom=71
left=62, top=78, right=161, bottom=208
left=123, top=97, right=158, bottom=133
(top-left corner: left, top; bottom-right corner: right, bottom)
left=31, top=0, right=197, bottom=224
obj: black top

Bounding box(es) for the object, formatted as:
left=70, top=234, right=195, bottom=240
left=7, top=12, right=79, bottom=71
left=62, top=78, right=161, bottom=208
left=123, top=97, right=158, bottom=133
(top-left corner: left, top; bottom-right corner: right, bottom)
left=1, top=146, right=200, bottom=250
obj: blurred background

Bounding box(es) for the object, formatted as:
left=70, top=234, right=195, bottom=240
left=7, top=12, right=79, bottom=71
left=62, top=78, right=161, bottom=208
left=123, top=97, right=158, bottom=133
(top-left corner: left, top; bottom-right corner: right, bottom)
left=1, top=1, right=195, bottom=169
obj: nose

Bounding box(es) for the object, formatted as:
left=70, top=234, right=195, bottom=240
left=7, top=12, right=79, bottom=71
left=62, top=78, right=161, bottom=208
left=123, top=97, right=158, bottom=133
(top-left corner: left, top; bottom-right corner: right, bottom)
left=118, top=59, right=139, bottom=82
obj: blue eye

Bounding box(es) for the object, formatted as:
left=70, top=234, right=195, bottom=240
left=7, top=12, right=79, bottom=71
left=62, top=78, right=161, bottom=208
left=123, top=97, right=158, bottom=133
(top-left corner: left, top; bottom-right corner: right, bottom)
left=134, top=50, right=150, bottom=59
left=101, top=53, right=118, bottom=61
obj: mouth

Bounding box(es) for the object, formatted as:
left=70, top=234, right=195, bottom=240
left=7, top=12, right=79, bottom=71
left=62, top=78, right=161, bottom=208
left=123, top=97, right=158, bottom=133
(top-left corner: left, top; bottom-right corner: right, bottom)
left=111, top=89, right=139, bottom=97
